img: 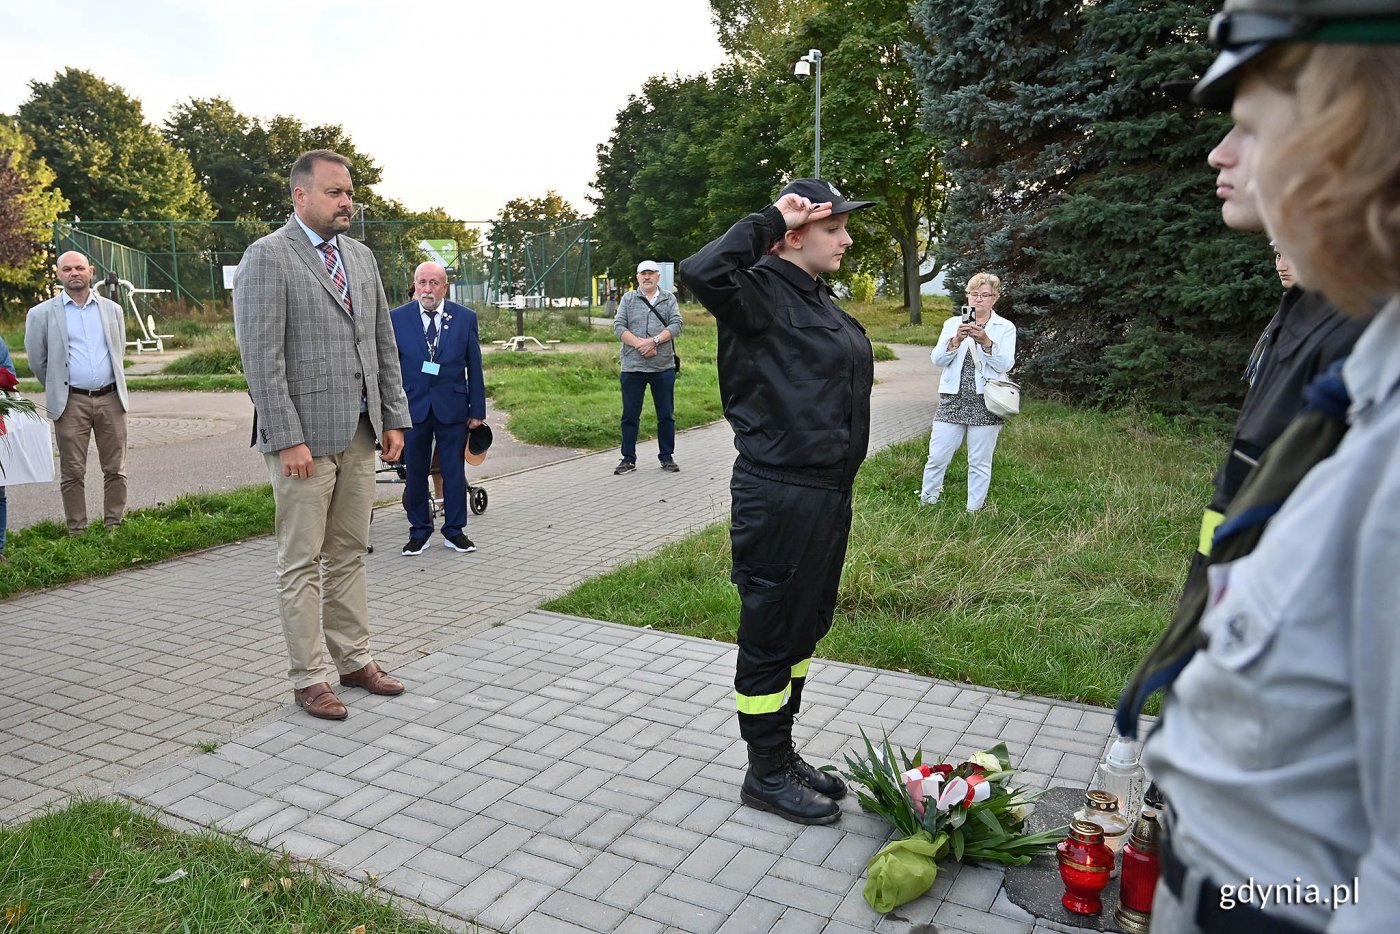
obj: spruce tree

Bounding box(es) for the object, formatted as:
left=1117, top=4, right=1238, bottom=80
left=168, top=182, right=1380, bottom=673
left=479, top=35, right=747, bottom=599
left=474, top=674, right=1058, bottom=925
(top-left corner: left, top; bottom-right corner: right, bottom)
left=908, top=0, right=1088, bottom=337
left=1042, top=0, right=1272, bottom=409
left=911, top=0, right=1277, bottom=414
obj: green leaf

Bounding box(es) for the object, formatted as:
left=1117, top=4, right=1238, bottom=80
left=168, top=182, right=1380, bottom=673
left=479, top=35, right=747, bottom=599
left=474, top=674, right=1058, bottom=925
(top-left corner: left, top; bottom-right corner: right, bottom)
left=974, top=807, right=1003, bottom=835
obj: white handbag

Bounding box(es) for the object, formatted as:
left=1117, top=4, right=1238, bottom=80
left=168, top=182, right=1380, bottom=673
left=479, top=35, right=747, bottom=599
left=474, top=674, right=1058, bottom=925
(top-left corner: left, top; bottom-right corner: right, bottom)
left=0, top=408, right=56, bottom=486
left=972, top=349, right=1021, bottom=418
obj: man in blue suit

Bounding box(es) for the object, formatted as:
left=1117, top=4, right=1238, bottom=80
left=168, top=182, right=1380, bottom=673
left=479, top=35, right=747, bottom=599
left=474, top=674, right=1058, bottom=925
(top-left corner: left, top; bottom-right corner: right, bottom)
left=390, top=262, right=486, bottom=556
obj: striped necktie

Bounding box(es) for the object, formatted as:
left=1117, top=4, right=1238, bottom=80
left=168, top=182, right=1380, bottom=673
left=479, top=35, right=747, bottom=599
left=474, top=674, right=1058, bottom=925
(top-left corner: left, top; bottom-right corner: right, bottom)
left=319, top=241, right=352, bottom=313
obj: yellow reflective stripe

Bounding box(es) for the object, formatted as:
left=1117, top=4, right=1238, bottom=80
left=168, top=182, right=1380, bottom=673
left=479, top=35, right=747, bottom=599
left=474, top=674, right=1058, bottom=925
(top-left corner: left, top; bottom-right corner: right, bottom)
left=736, top=684, right=791, bottom=715
left=790, top=658, right=811, bottom=679
left=1199, top=509, right=1226, bottom=556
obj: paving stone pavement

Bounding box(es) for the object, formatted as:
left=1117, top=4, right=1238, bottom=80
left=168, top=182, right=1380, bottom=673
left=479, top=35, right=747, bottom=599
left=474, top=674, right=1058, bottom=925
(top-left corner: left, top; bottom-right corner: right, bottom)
left=124, top=610, right=1114, bottom=934
left=3, top=343, right=1116, bottom=933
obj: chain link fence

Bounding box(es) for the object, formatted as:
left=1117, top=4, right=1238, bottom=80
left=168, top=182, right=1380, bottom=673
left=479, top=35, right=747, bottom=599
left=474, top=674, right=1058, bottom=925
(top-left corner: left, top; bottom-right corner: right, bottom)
left=53, top=217, right=595, bottom=316
left=487, top=219, right=596, bottom=307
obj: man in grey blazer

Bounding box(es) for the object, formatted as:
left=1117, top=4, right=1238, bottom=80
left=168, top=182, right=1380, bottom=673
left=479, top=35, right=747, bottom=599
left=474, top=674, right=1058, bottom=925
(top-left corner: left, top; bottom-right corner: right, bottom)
left=234, top=149, right=412, bottom=721
left=25, top=251, right=131, bottom=535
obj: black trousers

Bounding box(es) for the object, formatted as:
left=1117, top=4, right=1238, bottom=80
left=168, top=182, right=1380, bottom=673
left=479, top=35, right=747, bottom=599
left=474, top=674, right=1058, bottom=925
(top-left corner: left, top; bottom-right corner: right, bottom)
left=730, top=466, right=853, bottom=746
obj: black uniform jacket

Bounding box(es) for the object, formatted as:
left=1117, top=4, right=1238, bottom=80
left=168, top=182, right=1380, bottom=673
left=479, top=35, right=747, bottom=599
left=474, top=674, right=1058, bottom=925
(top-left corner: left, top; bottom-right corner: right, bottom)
left=680, top=205, right=873, bottom=489
left=1213, top=286, right=1369, bottom=508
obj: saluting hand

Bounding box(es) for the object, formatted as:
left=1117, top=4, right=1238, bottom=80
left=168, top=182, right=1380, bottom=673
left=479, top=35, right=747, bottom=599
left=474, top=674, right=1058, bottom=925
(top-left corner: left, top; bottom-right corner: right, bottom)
left=774, top=193, right=833, bottom=230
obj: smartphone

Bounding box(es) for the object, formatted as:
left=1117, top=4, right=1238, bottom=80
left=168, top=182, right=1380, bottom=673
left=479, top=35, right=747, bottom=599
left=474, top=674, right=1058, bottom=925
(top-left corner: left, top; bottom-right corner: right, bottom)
left=961, top=305, right=976, bottom=323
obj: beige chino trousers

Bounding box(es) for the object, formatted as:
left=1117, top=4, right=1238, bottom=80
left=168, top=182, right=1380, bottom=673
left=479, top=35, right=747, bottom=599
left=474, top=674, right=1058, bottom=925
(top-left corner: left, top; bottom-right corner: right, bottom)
left=266, top=416, right=377, bottom=690
left=53, top=390, right=127, bottom=534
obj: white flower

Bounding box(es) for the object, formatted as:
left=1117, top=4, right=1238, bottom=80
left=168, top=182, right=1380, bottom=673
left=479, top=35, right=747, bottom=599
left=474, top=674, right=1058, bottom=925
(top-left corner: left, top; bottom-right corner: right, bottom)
left=1009, top=803, right=1031, bottom=824
left=968, top=751, right=1002, bottom=772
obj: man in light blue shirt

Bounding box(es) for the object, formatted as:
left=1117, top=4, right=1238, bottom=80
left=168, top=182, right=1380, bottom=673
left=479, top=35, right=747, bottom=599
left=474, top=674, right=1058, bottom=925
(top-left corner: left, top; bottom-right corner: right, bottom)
left=25, top=252, right=131, bottom=534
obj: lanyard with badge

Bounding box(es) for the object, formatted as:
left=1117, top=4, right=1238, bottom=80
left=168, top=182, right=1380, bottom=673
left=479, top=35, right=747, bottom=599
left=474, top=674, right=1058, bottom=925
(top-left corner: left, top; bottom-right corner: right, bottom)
left=421, top=308, right=451, bottom=376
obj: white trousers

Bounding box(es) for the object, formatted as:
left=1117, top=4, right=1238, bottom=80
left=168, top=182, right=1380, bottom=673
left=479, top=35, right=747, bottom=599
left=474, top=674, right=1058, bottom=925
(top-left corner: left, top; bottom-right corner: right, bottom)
left=920, top=421, right=1002, bottom=510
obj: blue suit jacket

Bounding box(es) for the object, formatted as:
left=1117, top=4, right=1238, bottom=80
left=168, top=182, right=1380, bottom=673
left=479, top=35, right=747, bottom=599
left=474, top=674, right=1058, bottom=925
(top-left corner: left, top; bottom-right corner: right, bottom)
left=390, top=299, right=486, bottom=425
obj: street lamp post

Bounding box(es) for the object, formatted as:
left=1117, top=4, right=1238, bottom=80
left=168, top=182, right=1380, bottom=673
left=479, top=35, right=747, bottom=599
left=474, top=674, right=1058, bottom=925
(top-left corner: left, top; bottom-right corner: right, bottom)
left=793, top=48, right=823, bottom=178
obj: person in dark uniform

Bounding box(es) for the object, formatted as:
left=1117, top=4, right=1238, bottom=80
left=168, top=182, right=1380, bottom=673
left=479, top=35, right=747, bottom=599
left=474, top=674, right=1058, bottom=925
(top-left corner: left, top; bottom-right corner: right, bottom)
left=680, top=178, right=874, bottom=825
left=1163, top=75, right=1369, bottom=552
left=1190, top=117, right=1370, bottom=553
left=1210, top=244, right=1367, bottom=512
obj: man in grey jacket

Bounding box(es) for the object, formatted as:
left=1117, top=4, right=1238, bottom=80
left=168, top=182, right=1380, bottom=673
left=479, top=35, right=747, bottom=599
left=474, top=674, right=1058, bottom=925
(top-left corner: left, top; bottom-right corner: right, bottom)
left=234, top=149, right=412, bottom=721
left=613, top=260, right=683, bottom=474
left=25, top=251, right=131, bottom=535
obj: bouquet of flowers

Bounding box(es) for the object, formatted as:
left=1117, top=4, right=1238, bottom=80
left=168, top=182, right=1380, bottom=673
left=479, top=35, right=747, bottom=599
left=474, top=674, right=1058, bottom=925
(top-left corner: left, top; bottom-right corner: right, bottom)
left=0, top=366, right=35, bottom=436
left=842, top=732, right=1066, bottom=912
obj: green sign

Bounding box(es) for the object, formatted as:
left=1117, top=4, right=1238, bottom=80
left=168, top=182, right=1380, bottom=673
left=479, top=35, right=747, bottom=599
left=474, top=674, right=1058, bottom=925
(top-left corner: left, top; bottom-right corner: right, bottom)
left=419, top=239, right=459, bottom=268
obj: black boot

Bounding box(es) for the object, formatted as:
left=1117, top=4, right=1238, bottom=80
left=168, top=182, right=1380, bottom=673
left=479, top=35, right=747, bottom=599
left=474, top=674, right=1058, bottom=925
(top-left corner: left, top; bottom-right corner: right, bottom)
left=741, top=743, right=841, bottom=825
left=786, top=744, right=847, bottom=800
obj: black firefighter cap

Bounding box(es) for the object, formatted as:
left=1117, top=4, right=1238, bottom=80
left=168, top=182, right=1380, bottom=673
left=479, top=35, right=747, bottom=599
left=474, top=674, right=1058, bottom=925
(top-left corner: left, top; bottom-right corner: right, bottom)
left=778, top=178, right=874, bottom=216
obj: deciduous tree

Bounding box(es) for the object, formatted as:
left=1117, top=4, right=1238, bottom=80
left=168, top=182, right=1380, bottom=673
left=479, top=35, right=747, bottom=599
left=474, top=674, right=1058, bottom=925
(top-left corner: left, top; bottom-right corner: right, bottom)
left=17, top=68, right=212, bottom=251
left=710, top=0, right=826, bottom=66
left=489, top=192, right=587, bottom=299
left=0, top=118, right=68, bottom=308
left=591, top=68, right=783, bottom=284
left=774, top=0, right=947, bottom=322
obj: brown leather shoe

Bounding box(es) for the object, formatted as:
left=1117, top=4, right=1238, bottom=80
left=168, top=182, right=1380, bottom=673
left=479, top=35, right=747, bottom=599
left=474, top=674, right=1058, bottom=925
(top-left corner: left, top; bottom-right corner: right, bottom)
left=294, top=682, right=348, bottom=720
left=339, top=661, right=405, bottom=696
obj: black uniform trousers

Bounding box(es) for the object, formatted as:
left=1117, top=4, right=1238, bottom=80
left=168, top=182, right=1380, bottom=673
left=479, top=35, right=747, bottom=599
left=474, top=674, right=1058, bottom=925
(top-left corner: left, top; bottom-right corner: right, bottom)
left=730, top=464, right=853, bottom=747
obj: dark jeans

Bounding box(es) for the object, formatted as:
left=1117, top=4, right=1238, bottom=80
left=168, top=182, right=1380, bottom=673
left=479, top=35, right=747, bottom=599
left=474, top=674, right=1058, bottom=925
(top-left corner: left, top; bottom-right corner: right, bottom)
left=619, top=369, right=676, bottom=462
left=0, top=484, right=7, bottom=552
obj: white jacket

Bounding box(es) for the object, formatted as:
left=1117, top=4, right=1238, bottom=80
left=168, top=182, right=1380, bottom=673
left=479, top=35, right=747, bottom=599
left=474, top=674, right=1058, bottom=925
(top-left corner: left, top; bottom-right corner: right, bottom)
left=930, top=311, right=1016, bottom=395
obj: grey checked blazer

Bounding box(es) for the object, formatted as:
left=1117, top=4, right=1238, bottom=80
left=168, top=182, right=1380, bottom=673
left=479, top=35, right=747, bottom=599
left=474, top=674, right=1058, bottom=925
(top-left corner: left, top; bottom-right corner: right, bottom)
left=233, top=217, right=410, bottom=457
left=24, top=293, right=130, bottom=420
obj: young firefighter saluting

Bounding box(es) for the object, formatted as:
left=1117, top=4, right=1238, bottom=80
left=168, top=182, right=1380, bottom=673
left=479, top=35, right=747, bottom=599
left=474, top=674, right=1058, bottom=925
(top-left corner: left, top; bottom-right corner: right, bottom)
left=680, top=179, right=874, bottom=825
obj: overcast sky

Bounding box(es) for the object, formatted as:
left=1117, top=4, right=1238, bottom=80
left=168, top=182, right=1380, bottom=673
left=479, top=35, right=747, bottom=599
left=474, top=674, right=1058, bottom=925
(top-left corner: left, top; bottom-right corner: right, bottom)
left=0, top=0, right=730, bottom=221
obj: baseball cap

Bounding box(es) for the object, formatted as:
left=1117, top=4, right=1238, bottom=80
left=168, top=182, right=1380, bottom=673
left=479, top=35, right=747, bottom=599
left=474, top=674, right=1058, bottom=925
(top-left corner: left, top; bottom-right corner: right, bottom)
left=1190, top=0, right=1400, bottom=107
left=466, top=423, right=493, bottom=466
left=778, top=178, right=874, bottom=216
left=636, top=260, right=660, bottom=273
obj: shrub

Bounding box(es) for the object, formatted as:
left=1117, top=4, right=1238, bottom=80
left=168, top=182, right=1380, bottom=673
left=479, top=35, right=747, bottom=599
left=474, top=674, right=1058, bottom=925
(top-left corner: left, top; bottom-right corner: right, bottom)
left=165, top=348, right=244, bottom=375
left=851, top=273, right=878, bottom=304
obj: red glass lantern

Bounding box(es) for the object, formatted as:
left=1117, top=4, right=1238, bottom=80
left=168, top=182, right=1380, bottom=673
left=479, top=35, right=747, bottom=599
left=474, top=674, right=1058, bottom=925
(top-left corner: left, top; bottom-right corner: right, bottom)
left=1115, top=811, right=1162, bottom=933
left=1057, top=819, right=1114, bottom=915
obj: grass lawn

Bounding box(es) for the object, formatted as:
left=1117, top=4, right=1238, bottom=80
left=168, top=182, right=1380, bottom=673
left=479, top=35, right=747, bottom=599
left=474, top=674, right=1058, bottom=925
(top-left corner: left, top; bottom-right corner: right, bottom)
left=486, top=308, right=724, bottom=449
left=487, top=304, right=895, bottom=448
left=0, top=488, right=276, bottom=600
left=475, top=305, right=615, bottom=345
left=544, top=399, right=1220, bottom=710
left=0, top=799, right=450, bottom=933
left=852, top=295, right=957, bottom=345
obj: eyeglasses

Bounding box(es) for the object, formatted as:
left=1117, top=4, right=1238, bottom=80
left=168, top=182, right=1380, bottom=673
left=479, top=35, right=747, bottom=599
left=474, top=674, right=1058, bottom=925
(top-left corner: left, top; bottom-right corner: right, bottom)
left=965, top=292, right=997, bottom=299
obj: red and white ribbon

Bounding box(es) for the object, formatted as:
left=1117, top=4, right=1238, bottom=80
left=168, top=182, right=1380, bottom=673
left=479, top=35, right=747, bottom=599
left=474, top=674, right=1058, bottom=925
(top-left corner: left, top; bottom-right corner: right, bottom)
left=903, top=765, right=991, bottom=817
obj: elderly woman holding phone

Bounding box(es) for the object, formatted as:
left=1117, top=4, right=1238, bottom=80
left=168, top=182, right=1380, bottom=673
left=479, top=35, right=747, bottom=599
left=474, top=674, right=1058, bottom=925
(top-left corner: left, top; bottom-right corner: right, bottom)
left=918, top=272, right=1017, bottom=511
